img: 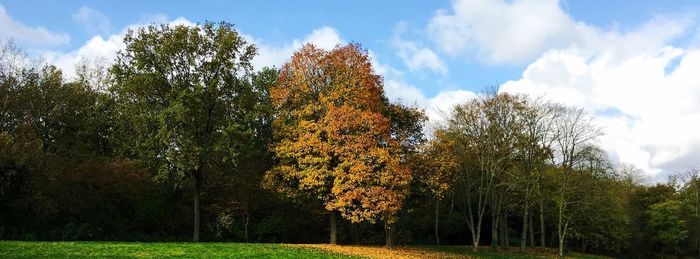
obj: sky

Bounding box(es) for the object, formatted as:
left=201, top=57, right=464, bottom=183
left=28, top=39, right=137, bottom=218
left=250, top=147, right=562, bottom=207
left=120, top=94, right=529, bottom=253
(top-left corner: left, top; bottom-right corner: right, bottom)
left=2, top=0, right=700, bottom=180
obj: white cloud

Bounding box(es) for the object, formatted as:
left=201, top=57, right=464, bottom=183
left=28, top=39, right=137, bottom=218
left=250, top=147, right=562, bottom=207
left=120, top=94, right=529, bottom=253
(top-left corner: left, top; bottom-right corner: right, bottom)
left=42, top=18, right=340, bottom=80
left=500, top=45, right=700, bottom=176
left=246, top=26, right=344, bottom=70
left=393, top=22, right=447, bottom=74
left=371, top=54, right=474, bottom=131
left=42, top=34, right=123, bottom=79
left=73, top=6, right=111, bottom=36
left=42, top=15, right=195, bottom=80
left=427, top=0, right=688, bottom=64
left=384, top=78, right=476, bottom=133
left=0, top=4, right=69, bottom=46
left=420, top=0, right=700, bottom=176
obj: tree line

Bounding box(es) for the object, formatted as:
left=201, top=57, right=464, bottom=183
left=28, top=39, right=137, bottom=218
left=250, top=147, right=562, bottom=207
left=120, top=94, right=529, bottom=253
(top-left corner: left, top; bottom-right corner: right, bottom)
left=1, top=21, right=698, bottom=258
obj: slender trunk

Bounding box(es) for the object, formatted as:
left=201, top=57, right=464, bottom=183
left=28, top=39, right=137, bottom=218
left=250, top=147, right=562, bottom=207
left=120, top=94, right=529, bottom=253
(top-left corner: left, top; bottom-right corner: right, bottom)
left=491, top=208, right=500, bottom=249
left=503, top=211, right=509, bottom=249
left=193, top=171, right=202, bottom=242
left=352, top=223, right=360, bottom=245
left=330, top=211, right=337, bottom=244
left=558, top=220, right=568, bottom=257
left=539, top=199, right=545, bottom=248
left=500, top=215, right=506, bottom=248
left=661, top=247, right=664, bottom=259
left=528, top=211, right=534, bottom=247
left=244, top=210, right=250, bottom=242
left=385, top=223, right=393, bottom=248
left=470, top=225, right=480, bottom=252
left=520, top=191, right=529, bottom=250
left=558, top=236, right=564, bottom=257
left=435, top=199, right=440, bottom=245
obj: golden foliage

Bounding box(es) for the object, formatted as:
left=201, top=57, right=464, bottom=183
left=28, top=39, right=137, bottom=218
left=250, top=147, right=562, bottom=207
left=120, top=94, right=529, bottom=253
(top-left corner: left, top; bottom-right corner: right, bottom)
left=290, top=244, right=470, bottom=259
left=265, top=43, right=411, bottom=224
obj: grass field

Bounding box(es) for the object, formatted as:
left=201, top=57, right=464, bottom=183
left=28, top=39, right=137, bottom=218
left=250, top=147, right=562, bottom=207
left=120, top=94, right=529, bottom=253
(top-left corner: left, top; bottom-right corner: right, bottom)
left=0, top=241, right=611, bottom=258
left=0, top=241, right=354, bottom=258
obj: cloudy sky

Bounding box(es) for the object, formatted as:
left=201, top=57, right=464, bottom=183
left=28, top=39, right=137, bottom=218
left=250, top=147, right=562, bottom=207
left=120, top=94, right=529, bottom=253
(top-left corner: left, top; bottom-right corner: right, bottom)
left=2, top=0, right=700, bottom=180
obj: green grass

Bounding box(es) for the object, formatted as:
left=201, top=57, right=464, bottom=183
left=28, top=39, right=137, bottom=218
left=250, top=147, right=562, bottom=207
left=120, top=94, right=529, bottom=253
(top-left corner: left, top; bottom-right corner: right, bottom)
left=418, top=245, right=613, bottom=259
left=0, top=241, right=613, bottom=258
left=0, top=241, right=356, bottom=258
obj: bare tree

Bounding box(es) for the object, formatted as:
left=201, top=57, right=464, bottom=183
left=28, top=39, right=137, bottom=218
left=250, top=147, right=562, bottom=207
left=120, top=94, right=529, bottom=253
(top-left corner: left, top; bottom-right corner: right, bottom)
left=514, top=98, right=556, bottom=251
left=448, top=93, right=525, bottom=251
left=75, top=56, right=112, bottom=92
left=550, top=105, right=602, bottom=256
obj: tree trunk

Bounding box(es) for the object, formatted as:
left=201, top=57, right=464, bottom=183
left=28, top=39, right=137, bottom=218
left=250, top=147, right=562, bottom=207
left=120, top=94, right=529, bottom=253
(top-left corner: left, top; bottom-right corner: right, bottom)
left=385, top=223, right=394, bottom=248
left=503, top=211, right=509, bottom=249
left=520, top=195, right=529, bottom=250
left=528, top=211, right=534, bottom=247
left=491, top=211, right=499, bottom=249
left=330, top=211, right=337, bottom=245
left=435, top=199, right=440, bottom=245
left=471, top=227, right=480, bottom=252
left=244, top=210, right=250, bottom=242
left=352, top=223, right=360, bottom=245
left=193, top=171, right=202, bottom=242
left=468, top=219, right=481, bottom=252
left=539, top=199, right=545, bottom=248
left=558, top=220, right=568, bottom=257
left=558, top=236, right=564, bottom=257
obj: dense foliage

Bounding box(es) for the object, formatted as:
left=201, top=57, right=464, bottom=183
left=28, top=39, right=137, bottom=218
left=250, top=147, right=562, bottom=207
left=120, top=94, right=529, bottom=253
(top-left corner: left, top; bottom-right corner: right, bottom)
left=1, top=22, right=698, bottom=258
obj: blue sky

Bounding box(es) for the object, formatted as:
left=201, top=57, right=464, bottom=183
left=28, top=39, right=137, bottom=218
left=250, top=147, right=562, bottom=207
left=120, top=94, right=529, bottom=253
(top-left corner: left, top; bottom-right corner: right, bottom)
left=4, top=0, right=698, bottom=95
left=2, top=0, right=700, bottom=179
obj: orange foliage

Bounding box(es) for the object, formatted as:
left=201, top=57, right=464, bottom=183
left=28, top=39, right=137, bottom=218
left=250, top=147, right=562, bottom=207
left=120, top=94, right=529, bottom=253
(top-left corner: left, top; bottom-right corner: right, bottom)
left=290, top=244, right=472, bottom=259
left=266, top=43, right=411, bottom=225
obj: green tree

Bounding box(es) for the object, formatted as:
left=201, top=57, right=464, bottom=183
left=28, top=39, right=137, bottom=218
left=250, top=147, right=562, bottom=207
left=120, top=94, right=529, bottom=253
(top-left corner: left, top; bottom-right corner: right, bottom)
left=648, top=200, right=688, bottom=257
left=447, top=93, right=528, bottom=251
left=111, top=21, right=257, bottom=241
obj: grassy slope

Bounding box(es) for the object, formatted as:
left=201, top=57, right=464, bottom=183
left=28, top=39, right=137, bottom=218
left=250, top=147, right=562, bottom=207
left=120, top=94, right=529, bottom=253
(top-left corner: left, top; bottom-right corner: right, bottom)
left=0, top=241, right=355, bottom=258
left=417, top=246, right=612, bottom=259
left=0, top=241, right=612, bottom=258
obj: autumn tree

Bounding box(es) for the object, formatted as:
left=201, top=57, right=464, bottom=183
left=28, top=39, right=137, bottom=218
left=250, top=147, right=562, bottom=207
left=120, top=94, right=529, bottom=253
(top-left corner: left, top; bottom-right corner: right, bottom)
left=111, top=22, right=257, bottom=241
left=266, top=43, right=412, bottom=247
left=414, top=129, right=458, bottom=245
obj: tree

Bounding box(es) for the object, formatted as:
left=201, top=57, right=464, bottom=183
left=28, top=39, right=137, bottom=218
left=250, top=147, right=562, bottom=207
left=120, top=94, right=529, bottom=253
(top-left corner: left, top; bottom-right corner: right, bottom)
left=415, top=129, right=458, bottom=245
left=110, top=21, right=257, bottom=241
left=510, top=99, right=553, bottom=251
left=266, top=43, right=411, bottom=247
left=384, top=102, right=427, bottom=245
left=447, top=93, right=526, bottom=251
left=648, top=200, right=689, bottom=258
left=568, top=145, right=629, bottom=254
left=677, top=168, right=700, bottom=257
left=549, top=105, right=601, bottom=256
